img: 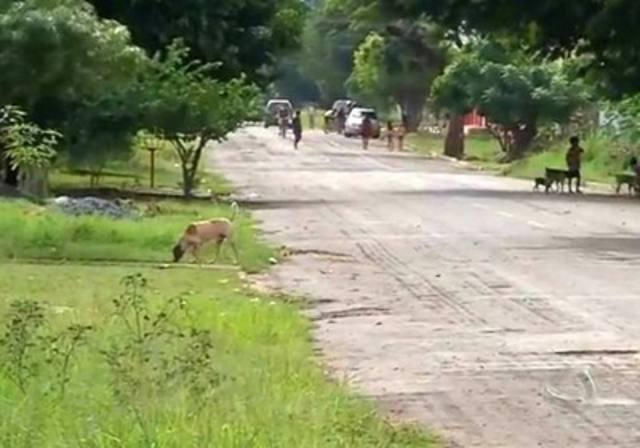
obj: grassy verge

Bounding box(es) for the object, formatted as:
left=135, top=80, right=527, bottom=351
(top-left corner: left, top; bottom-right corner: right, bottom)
left=408, top=132, right=505, bottom=171
left=0, top=132, right=438, bottom=446
left=0, top=263, right=435, bottom=447
left=505, top=134, right=631, bottom=184
left=408, top=132, right=632, bottom=186
left=51, top=141, right=233, bottom=196
left=0, top=199, right=273, bottom=273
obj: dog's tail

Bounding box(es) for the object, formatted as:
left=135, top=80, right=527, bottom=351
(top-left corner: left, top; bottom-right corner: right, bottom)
left=230, top=201, right=240, bottom=222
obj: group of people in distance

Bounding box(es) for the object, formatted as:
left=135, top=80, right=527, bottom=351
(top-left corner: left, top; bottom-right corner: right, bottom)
left=276, top=107, right=408, bottom=153
left=351, top=117, right=407, bottom=151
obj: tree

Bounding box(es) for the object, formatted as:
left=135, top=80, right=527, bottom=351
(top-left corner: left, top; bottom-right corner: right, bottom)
left=303, top=0, right=447, bottom=129
left=430, top=51, right=478, bottom=159
left=350, top=33, right=390, bottom=111
left=87, top=0, right=307, bottom=86
left=0, top=0, right=146, bottom=186
left=378, top=0, right=640, bottom=97
left=65, top=92, right=143, bottom=186
left=300, top=1, right=364, bottom=106
left=139, top=43, right=259, bottom=197
left=1, top=105, right=61, bottom=198
left=0, top=0, right=146, bottom=127
left=349, top=20, right=446, bottom=130
left=272, top=57, right=321, bottom=105
left=433, top=42, right=587, bottom=160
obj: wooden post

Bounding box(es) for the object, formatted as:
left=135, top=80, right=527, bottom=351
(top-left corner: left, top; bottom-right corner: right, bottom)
left=148, top=147, right=157, bottom=188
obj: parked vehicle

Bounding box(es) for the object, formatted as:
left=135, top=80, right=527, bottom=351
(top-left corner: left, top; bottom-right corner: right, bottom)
left=344, top=108, right=381, bottom=138
left=264, top=99, right=293, bottom=127
left=331, top=99, right=354, bottom=116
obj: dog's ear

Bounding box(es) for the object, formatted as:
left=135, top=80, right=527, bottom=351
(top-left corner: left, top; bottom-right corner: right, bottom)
left=172, top=244, right=185, bottom=262
left=185, top=224, right=197, bottom=236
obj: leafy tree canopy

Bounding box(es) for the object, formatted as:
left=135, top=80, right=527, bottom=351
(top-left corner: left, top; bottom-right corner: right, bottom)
left=379, top=0, right=640, bottom=96
left=138, top=42, right=260, bottom=196
left=349, top=20, right=446, bottom=128
left=299, top=0, right=367, bottom=105
left=87, top=0, right=307, bottom=86
left=0, top=0, right=146, bottom=126
left=432, top=42, right=588, bottom=159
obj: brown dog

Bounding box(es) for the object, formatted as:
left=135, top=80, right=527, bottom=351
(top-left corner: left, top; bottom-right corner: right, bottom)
left=172, top=202, right=240, bottom=264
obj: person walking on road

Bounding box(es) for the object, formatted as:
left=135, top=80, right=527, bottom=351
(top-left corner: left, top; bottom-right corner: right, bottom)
left=395, top=122, right=406, bottom=152
left=361, top=115, right=374, bottom=150
left=566, top=136, right=584, bottom=194
left=292, top=110, right=303, bottom=150
left=336, top=108, right=346, bottom=134
left=386, top=121, right=394, bottom=151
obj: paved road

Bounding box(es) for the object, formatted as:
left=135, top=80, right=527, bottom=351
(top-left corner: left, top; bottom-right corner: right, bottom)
left=212, top=127, right=640, bottom=448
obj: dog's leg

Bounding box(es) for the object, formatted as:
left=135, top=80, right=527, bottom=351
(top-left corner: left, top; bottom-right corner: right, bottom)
left=229, top=239, right=240, bottom=265
left=616, top=182, right=622, bottom=194
left=212, top=241, right=223, bottom=264
left=193, top=249, right=203, bottom=266
left=190, top=244, right=204, bottom=266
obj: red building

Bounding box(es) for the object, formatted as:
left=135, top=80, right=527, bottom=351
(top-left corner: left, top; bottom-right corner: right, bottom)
left=464, top=109, right=486, bottom=128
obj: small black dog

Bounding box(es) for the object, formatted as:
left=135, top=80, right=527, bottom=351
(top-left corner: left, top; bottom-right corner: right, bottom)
left=533, top=177, right=547, bottom=191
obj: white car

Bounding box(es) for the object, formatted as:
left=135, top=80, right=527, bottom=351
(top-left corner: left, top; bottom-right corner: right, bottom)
left=344, top=108, right=381, bottom=138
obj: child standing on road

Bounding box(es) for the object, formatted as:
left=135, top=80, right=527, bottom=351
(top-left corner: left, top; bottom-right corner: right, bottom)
left=292, top=110, right=303, bottom=150
left=395, top=123, right=406, bottom=152
left=566, top=136, right=584, bottom=194
left=386, top=121, right=394, bottom=151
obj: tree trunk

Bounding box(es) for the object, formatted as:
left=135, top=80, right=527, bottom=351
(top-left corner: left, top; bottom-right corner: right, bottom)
left=444, top=114, right=465, bottom=159
left=506, top=122, right=537, bottom=161
left=175, top=137, right=208, bottom=198
left=19, top=166, right=49, bottom=199
left=400, top=94, right=426, bottom=132
left=2, top=154, right=19, bottom=187
left=181, top=164, right=195, bottom=198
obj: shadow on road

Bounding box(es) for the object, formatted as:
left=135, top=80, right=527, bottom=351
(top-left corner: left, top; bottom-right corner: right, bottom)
left=389, top=188, right=638, bottom=205
left=554, top=236, right=640, bottom=255
left=233, top=197, right=343, bottom=210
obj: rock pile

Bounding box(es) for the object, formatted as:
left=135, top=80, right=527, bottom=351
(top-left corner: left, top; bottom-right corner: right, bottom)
left=51, top=196, right=140, bottom=219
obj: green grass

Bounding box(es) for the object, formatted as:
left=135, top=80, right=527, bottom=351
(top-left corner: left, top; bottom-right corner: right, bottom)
left=301, top=108, right=325, bottom=131
left=0, top=199, right=273, bottom=273
left=51, top=142, right=233, bottom=196
left=408, top=132, right=505, bottom=171
left=0, top=263, right=436, bottom=447
left=0, top=128, right=438, bottom=447
left=506, top=133, right=632, bottom=184
left=408, top=131, right=633, bottom=185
